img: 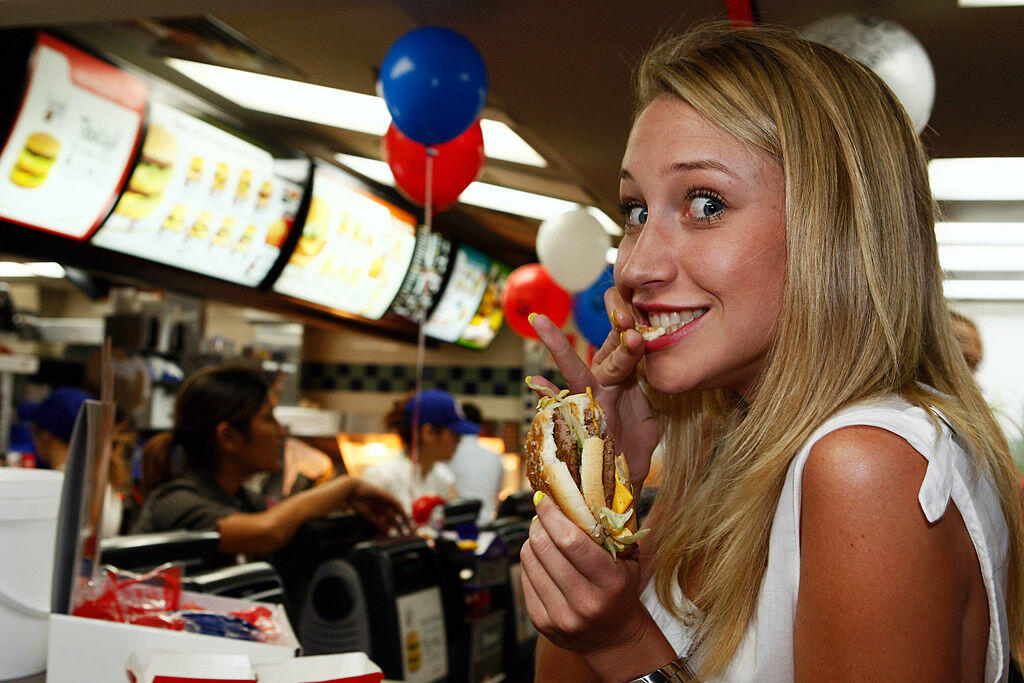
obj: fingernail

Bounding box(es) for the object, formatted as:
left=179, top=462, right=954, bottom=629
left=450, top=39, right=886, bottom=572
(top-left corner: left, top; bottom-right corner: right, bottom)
left=620, top=330, right=628, bottom=347
left=531, top=515, right=539, bottom=523
left=528, top=312, right=538, bottom=325
left=532, top=490, right=545, bottom=505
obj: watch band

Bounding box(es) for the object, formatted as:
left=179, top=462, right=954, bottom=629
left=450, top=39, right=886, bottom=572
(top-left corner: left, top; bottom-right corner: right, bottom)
left=627, top=656, right=700, bottom=682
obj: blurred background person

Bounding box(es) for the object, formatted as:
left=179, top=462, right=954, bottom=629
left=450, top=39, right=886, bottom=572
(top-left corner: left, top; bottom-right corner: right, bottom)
left=362, top=388, right=478, bottom=515
left=131, top=364, right=409, bottom=558
left=952, top=310, right=1024, bottom=468
left=22, top=386, right=125, bottom=538
left=448, top=401, right=504, bottom=524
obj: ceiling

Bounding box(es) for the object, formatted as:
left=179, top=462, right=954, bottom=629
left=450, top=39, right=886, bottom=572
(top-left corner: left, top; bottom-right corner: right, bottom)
left=1, top=0, right=1023, bottom=267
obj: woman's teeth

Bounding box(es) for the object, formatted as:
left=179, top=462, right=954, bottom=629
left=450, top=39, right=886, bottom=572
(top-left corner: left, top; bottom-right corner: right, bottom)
left=641, top=309, right=707, bottom=339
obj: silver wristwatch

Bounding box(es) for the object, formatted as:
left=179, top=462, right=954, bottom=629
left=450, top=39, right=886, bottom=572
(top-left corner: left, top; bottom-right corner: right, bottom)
left=627, top=656, right=699, bottom=682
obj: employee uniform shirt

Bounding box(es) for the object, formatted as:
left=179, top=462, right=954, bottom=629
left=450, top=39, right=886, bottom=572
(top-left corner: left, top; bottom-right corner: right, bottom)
left=360, top=454, right=457, bottom=515
left=131, top=470, right=266, bottom=534
left=449, top=435, right=505, bottom=523
left=641, top=394, right=1011, bottom=681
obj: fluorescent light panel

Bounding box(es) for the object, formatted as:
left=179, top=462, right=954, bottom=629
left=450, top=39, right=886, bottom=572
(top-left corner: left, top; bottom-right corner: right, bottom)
left=939, top=244, right=1024, bottom=272
left=958, top=0, right=1024, bottom=6
left=928, top=158, right=1024, bottom=201
left=935, top=222, right=1024, bottom=245
left=165, top=59, right=546, bottom=167
left=0, top=262, right=65, bottom=278
left=944, top=280, right=1024, bottom=300
left=335, top=153, right=621, bottom=234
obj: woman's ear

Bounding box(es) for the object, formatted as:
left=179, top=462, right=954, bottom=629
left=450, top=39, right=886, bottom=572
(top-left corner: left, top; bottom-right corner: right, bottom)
left=215, top=421, right=243, bottom=454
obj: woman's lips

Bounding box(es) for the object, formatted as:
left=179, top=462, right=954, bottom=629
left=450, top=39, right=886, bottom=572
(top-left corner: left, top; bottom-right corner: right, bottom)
left=635, top=308, right=707, bottom=350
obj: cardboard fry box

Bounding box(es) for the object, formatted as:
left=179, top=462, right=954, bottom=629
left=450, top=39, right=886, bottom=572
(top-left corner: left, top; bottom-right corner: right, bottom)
left=255, top=652, right=384, bottom=683
left=126, top=651, right=256, bottom=682
left=47, top=590, right=299, bottom=682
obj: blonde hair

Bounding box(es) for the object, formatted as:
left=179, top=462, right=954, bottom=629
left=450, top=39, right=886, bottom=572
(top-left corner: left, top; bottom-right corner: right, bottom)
left=638, top=22, right=1023, bottom=673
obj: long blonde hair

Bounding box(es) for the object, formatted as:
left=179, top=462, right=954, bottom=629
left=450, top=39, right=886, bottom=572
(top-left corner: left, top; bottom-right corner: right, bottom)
left=639, top=22, right=1024, bottom=673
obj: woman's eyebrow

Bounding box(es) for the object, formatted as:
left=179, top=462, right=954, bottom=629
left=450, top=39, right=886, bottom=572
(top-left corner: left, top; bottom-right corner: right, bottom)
left=619, top=159, right=740, bottom=180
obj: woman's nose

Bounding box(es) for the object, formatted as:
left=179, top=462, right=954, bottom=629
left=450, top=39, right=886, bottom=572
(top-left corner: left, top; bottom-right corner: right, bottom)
left=618, top=220, right=677, bottom=292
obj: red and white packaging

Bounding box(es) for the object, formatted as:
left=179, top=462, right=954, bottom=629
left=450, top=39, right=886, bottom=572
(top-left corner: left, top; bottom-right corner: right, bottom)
left=255, top=653, right=384, bottom=683
left=126, top=651, right=256, bottom=683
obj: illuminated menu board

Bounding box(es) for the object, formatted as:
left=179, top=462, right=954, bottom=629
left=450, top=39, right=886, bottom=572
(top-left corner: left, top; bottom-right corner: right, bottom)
left=273, top=163, right=417, bottom=320
left=0, top=33, right=146, bottom=239
left=387, top=228, right=453, bottom=323
left=92, top=101, right=302, bottom=286
left=423, top=244, right=490, bottom=343
left=458, top=259, right=511, bottom=349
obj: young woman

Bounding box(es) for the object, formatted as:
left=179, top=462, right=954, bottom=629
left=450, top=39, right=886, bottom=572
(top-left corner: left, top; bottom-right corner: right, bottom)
left=521, top=23, right=1023, bottom=681
left=132, top=365, right=409, bottom=556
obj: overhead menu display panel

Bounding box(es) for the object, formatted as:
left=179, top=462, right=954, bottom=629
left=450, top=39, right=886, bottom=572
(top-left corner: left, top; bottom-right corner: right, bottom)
left=423, top=244, right=491, bottom=343
left=387, top=228, right=453, bottom=324
left=0, top=33, right=146, bottom=239
left=92, top=101, right=303, bottom=286
left=273, top=163, right=417, bottom=320
left=457, top=259, right=511, bottom=349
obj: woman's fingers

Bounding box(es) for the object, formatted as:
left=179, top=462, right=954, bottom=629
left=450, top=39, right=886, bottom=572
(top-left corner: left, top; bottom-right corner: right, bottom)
left=521, top=537, right=568, bottom=627
left=530, top=313, right=596, bottom=394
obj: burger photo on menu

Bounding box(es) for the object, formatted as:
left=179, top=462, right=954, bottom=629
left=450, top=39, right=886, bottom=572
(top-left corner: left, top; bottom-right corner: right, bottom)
left=524, top=381, right=650, bottom=557
left=289, top=195, right=328, bottom=266
left=115, top=124, right=178, bottom=219
left=9, top=131, right=60, bottom=188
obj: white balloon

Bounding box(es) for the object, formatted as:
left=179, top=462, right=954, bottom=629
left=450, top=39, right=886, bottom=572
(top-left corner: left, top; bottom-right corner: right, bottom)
left=802, top=14, right=935, bottom=133
left=536, top=208, right=611, bottom=292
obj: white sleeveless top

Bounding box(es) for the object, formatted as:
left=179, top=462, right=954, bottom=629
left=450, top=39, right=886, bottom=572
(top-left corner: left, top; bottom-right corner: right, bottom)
left=641, top=395, right=1011, bottom=681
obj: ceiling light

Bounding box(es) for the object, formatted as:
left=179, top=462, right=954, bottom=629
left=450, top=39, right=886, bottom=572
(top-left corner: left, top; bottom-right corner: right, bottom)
left=479, top=120, right=546, bottom=167
left=935, top=222, right=1024, bottom=245
left=0, top=262, right=66, bottom=278
left=958, top=0, right=1024, bottom=6
left=938, top=244, right=1024, bottom=272
left=928, top=158, right=1024, bottom=201
left=335, top=153, right=622, bottom=233
left=166, top=59, right=547, bottom=166
left=943, top=280, right=1024, bottom=300
left=167, top=58, right=391, bottom=135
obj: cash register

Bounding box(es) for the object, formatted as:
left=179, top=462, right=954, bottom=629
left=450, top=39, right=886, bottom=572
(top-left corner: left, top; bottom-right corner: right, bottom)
left=348, top=536, right=449, bottom=683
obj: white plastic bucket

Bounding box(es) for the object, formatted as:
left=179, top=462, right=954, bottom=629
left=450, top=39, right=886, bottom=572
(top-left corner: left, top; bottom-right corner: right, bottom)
left=0, top=468, right=63, bottom=679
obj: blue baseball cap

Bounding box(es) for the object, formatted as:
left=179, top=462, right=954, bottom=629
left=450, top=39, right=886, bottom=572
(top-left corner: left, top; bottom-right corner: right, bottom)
left=21, top=387, right=92, bottom=443
left=405, top=389, right=480, bottom=435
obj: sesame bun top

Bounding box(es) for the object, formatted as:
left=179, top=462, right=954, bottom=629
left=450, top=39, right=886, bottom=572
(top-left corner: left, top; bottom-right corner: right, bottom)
left=25, top=132, right=60, bottom=159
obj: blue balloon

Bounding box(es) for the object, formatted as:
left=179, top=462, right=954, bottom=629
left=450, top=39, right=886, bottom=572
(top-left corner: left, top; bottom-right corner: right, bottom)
left=380, top=27, right=488, bottom=146
left=572, top=265, right=615, bottom=348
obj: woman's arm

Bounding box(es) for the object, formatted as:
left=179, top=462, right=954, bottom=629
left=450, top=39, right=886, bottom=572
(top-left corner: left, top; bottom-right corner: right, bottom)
left=794, top=425, right=982, bottom=681
left=536, top=635, right=602, bottom=682
left=216, top=476, right=406, bottom=555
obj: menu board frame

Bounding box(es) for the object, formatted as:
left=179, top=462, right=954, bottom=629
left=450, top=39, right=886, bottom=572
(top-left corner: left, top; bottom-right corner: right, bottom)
left=271, top=161, right=419, bottom=321
left=90, top=101, right=307, bottom=288
left=456, top=258, right=511, bottom=350
left=0, top=31, right=147, bottom=241
left=422, top=243, right=492, bottom=343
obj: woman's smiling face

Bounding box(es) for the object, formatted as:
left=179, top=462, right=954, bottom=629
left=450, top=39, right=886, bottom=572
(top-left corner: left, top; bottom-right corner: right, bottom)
left=616, top=95, right=787, bottom=401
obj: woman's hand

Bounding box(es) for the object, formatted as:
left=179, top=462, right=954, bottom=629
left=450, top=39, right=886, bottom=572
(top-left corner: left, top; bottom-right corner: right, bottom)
left=531, top=287, right=660, bottom=485
left=346, top=478, right=413, bottom=535
left=521, top=495, right=671, bottom=678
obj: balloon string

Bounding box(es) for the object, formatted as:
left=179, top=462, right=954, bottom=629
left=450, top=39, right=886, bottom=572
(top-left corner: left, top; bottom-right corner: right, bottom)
left=410, top=147, right=436, bottom=498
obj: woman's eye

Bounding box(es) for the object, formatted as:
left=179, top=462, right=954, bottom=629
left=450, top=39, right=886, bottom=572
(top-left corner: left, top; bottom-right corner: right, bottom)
left=626, top=205, right=647, bottom=225
left=685, top=195, right=725, bottom=221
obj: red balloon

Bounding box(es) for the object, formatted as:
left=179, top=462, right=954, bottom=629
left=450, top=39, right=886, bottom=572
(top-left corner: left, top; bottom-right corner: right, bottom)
left=383, top=120, right=484, bottom=211
left=501, top=263, right=571, bottom=339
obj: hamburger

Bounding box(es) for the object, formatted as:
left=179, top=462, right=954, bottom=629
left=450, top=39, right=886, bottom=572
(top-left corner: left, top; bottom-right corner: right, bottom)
left=115, top=124, right=177, bottom=219
left=289, top=196, right=328, bottom=266
left=10, top=132, right=60, bottom=188
left=524, top=381, right=649, bottom=557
